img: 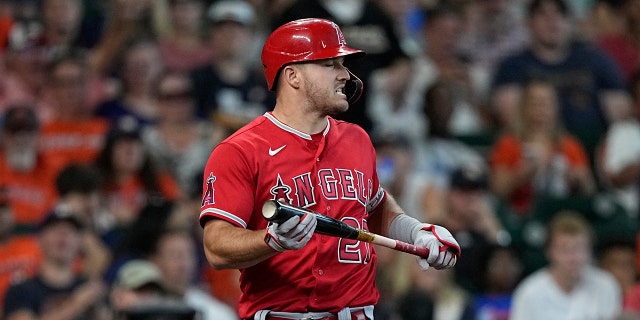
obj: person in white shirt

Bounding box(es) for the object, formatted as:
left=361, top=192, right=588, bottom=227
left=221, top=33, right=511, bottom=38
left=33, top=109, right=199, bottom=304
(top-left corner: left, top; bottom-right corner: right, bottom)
left=599, top=71, right=640, bottom=217
left=510, top=210, right=622, bottom=320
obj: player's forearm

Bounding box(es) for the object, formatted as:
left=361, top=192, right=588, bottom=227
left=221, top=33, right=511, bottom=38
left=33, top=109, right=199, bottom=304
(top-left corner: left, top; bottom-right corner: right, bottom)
left=203, top=219, right=277, bottom=269
left=368, top=193, right=404, bottom=237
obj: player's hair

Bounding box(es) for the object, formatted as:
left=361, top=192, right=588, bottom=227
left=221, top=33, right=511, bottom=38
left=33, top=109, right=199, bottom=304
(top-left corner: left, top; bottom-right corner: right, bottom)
left=544, top=210, right=594, bottom=249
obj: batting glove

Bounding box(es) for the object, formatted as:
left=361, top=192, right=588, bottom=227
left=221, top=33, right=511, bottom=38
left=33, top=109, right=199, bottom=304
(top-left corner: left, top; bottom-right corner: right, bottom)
left=414, top=224, right=460, bottom=270
left=264, top=213, right=318, bottom=252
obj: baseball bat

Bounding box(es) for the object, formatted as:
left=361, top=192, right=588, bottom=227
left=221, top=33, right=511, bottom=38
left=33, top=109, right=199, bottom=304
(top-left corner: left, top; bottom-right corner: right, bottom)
left=262, top=200, right=431, bottom=259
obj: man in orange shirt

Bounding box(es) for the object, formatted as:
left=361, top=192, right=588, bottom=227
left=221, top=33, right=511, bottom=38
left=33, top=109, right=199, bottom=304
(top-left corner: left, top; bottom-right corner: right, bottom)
left=39, top=49, right=109, bottom=165
left=0, top=106, right=65, bottom=228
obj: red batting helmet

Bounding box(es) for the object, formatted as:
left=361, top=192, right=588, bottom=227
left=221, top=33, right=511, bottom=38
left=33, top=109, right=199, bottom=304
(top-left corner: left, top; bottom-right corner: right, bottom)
left=261, top=18, right=365, bottom=102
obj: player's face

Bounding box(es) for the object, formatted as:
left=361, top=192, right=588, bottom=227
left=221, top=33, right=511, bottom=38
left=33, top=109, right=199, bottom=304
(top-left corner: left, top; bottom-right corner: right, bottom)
left=300, top=57, right=351, bottom=116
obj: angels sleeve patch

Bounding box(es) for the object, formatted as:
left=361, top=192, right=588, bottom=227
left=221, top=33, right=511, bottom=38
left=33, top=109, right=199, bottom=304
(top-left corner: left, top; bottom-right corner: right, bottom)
left=201, top=172, right=216, bottom=206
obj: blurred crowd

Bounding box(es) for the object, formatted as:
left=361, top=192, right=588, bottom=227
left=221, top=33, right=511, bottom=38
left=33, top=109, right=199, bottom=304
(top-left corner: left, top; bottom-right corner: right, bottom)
left=0, top=0, right=640, bottom=319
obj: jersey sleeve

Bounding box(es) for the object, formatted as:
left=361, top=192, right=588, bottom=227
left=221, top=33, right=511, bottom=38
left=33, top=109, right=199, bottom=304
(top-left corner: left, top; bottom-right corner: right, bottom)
left=199, top=142, right=256, bottom=228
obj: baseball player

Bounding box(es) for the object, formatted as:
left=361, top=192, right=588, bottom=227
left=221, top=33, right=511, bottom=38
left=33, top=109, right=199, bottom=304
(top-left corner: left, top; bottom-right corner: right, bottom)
left=199, top=18, right=461, bottom=320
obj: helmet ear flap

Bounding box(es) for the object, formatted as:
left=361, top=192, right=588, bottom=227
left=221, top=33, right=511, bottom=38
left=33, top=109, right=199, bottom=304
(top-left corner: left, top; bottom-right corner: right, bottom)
left=345, top=69, right=363, bottom=105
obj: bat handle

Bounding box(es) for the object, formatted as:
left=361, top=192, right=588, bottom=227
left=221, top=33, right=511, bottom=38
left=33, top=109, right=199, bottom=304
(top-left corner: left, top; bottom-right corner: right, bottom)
left=393, top=239, right=431, bottom=259
left=364, top=231, right=431, bottom=259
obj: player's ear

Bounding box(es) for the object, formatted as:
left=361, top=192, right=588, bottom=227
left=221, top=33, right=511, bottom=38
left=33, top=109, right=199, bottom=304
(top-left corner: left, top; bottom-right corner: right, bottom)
left=282, top=65, right=302, bottom=89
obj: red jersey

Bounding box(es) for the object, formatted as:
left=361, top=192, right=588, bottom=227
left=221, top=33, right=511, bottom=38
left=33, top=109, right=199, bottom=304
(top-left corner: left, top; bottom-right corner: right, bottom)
left=199, top=113, right=386, bottom=318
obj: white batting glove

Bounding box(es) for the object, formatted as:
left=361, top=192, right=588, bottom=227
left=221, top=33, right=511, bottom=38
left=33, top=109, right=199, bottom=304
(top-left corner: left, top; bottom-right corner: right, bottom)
left=264, top=213, right=317, bottom=252
left=414, top=224, right=460, bottom=270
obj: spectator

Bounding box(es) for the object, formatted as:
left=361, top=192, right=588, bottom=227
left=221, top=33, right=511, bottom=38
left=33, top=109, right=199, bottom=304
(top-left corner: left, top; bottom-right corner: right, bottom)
left=594, top=0, right=640, bottom=81
left=54, top=163, right=112, bottom=280
left=510, top=210, right=622, bottom=320
left=141, top=71, right=221, bottom=197
left=413, top=3, right=491, bottom=137
left=489, top=78, right=595, bottom=216
left=2, top=208, right=109, bottom=320
left=397, top=265, right=475, bottom=320
left=106, top=200, right=175, bottom=283
left=458, top=0, right=529, bottom=80
left=89, top=0, right=158, bottom=76
left=597, top=70, right=640, bottom=217
left=150, top=228, right=239, bottom=320
left=490, top=0, right=630, bottom=158
left=472, top=244, right=524, bottom=320
left=94, top=121, right=181, bottom=243
left=375, top=0, right=423, bottom=56
left=158, top=0, right=214, bottom=73
left=0, top=105, right=65, bottom=228
left=421, top=165, right=506, bottom=292
left=374, top=135, right=414, bottom=206
left=190, top=0, right=272, bottom=134
left=110, top=258, right=195, bottom=320
left=40, top=0, right=98, bottom=52
left=95, top=36, right=165, bottom=127
left=414, top=80, right=487, bottom=184
left=597, top=236, right=637, bottom=300
left=0, top=187, right=41, bottom=317
left=0, top=17, right=52, bottom=119
left=403, top=81, right=486, bottom=221
left=366, top=58, right=426, bottom=146
left=39, top=49, right=110, bottom=165
left=274, top=0, right=409, bottom=132
left=0, top=1, right=14, bottom=51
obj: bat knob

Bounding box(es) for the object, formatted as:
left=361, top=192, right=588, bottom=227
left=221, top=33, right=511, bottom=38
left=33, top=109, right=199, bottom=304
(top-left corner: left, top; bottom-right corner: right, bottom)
left=262, top=200, right=279, bottom=220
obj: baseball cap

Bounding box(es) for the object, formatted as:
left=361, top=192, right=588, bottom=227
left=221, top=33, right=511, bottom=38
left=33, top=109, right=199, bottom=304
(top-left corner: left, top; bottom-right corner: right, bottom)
left=207, top=0, right=256, bottom=26
left=37, top=208, right=84, bottom=231
left=115, top=260, right=165, bottom=291
left=2, top=105, right=39, bottom=133
left=450, top=165, right=488, bottom=190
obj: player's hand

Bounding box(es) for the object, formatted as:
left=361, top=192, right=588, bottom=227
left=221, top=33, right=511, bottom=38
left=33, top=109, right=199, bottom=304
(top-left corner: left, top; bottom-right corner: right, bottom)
left=264, top=213, right=317, bottom=252
left=414, top=224, right=460, bottom=270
